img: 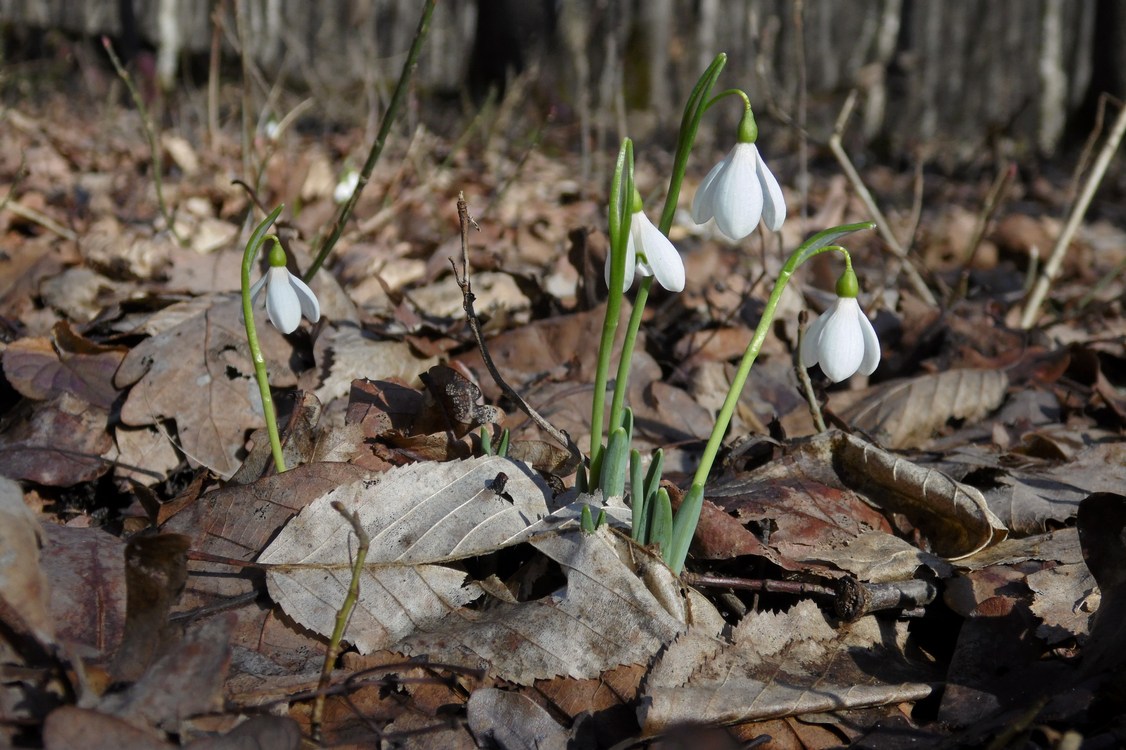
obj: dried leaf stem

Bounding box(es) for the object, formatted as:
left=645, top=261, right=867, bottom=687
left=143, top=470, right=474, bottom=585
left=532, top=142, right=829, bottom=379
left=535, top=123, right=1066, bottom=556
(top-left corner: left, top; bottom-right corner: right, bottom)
left=304, top=0, right=437, bottom=282
left=312, top=501, right=371, bottom=741
left=102, top=37, right=183, bottom=246
left=451, top=194, right=581, bottom=466
left=1020, top=97, right=1126, bottom=328
left=829, top=90, right=936, bottom=306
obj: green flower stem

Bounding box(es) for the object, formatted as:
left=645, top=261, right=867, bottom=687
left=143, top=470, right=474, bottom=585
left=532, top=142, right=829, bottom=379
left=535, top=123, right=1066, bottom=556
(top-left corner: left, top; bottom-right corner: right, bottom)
left=241, top=205, right=287, bottom=474
left=589, top=139, right=634, bottom=475
left=665, top=222, right=875, bottom=573
left=606, top=55, right=729, bottom=470
left=658, top=53, right=728, bottom=234
left=303, top=0, right=436, bottom=282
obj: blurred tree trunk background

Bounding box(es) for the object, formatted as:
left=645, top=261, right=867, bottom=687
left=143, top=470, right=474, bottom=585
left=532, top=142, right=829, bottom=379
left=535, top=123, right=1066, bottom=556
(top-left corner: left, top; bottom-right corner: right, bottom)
left=2, top=0, right=1122, bottom=164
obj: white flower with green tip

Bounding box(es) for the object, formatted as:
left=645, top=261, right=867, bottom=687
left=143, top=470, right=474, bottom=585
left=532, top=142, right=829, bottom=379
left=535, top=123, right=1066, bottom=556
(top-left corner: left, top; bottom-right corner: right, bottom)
left=605, top=191, right=685, bottom=294
left=691, top=108, right=786, bottom=240
left=249, top=243, right=321, bottom=334
left=801, top=269, right=880, bottom=383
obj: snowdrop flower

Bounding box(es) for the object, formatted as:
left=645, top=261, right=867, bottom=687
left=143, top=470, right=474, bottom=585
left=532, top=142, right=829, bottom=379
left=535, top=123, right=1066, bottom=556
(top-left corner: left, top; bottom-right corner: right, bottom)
left=800, top=269, right=880, bottom=383
left=333, top=168, right=359, bottom=204
left=691, top=109, right=786, bottom=241
left=605, top=197, right=685, bottom=294
left=249, top=243, right=320, bottom=334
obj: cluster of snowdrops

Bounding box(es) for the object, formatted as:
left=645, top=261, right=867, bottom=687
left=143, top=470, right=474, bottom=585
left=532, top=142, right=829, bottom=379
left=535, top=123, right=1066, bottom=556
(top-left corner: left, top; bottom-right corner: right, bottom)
left=241, top=54, right=879, bottom=575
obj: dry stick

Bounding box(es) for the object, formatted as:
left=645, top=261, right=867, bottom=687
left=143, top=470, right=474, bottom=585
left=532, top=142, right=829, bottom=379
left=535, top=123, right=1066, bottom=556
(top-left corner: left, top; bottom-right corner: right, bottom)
left=311, top=501, right=371, bottom=742
left=1019, top=98, right=1126, bottom=329
left=450, top=194, right=582, bottom=467
left=949, top=162, right=1017, bottom=305
left=829, top=90, right=937, bottom=306
left=0, top=196, right=77, bottom=242
left=304, top=0, right=437, bottom=283
left=795, top=310, right=827, bottom=432
left=207, top=0, right=225, bottom=148
left=681, top=572, right=836, bottom=599
left=101, top=37, right=184, bottom=247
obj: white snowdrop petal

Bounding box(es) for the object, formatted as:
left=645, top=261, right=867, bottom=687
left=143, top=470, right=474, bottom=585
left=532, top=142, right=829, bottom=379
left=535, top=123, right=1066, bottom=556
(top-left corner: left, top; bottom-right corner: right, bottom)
left=754, top=144, right=788, bottom=232
left=817, top=298, right=865, bottom=382
left=857, top=309, right=882, bottom=376
left=712, top=143, right=763, bottom=241
left=265, top=271, right=302, bottom=334
left=248, top=273, right=269, bottom=307
left=691, top=156, right=727, bottom=224
left=637, top=217, right=685, bottom=292
left=800, top=305, right=829, bottom=368
left=288, top=273, right=321, bottom=323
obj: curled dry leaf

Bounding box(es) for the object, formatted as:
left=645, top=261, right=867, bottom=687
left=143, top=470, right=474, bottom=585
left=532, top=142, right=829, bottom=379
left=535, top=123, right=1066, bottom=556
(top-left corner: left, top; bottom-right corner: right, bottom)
left=837, top=368, right=1008, bottom=449
left=825, top=431, right=1007, bottom=559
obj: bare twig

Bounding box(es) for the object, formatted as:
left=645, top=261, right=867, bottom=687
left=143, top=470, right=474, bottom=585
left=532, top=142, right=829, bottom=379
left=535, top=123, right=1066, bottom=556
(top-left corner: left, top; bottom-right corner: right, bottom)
left=795, top=310, right=827, bottom=432
left=829, top=90, right=936, bottom=306
left=834, top=575, right=936, bottom=622
left=1020, top=98, right=1126, bottom=328
left=0, top=194, right=77, bottom=242
left=303, top=0, right=437, bottom=282
left=312, top=501, right=371, bottom=741
left=681, top=571, right=836, bottom=598
left=102, top=37, right=183, bottom=246
left=949, top=161, right=1017, bottom=305
left=451, top=194, right=582, bottom=469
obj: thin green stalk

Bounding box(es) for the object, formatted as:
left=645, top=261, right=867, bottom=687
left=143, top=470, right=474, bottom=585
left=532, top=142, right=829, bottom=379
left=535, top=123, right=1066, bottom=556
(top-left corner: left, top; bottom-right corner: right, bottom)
left=311, top=501, right=370, bottom=740
left=304, top=0, right=437, bottom=282
left=607, top=276, right=650, bottom=435
left=589, top=140, right=634, bottom=474
left=102, top=37, right=183, bottom=246
left=241, top=205, right=287, bottom=474
left=665, top=222, right=875, bottom=573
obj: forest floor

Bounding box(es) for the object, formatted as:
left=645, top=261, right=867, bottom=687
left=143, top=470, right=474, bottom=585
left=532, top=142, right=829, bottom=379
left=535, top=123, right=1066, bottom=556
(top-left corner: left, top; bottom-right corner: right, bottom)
left=1, top=70, right=1125, bottom=749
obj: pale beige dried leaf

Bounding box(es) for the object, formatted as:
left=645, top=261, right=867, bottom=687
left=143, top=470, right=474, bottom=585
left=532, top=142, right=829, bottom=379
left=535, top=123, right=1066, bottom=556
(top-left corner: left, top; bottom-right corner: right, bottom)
left=0, top=477, right=55, bottom=647
left=259, top=456, right=554, bottom=654
left=397, top=527, right=701, bottom=684
left=838, top=368, right=1008, bottom=449
left=311, top=326, right=438, bottom=405
left=466, top=689, right=570, bottom=750
left=1027, top=563, right=1098, bottom=643
left=810, top=530, right=952, bottom=582
left=641, top=600, right=933, bottom=732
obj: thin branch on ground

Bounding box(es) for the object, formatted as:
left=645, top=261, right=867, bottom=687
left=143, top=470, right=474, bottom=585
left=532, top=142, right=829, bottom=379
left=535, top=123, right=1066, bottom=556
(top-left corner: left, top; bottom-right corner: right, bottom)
left=1020, top=97, right=1126, bottom=329
left=450, top=193, right=582, bottom=469
left=949, top=161, right=1017, bottom=305
left=102, top=37, right=183, bottom=247
left=0, top=192, right=77, bottom=242
left=795, top=310, right=827, bottom=432
left=312, top=501, right=371, bottom=742
left=829, top=90, right=936, bottom=306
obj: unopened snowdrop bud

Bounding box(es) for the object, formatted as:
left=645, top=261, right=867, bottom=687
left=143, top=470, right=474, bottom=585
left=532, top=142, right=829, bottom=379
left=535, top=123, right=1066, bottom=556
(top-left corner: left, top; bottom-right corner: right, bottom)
left=604, top=189, right=685, bottom=294
left=248, top=241, right=321, bottom=334
left=691, top=107, right=786, bottom=240
left=800, top=267, right=880, bottom=383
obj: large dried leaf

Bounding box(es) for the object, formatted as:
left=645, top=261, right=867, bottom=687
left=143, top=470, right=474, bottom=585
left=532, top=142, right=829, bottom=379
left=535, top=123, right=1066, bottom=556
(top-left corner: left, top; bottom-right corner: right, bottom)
left=825, top=431, right=1006, bottom=559
left=0, top=393, right=112, bottom=485
left=260, top=457, right=706, bottom=682
left=838, top=368, right=1008, bottom=449
left=2, top=322, right=126, bottom=409
left=640, top=600, right=934, bottom=733
left=258, top=456, right=556, bottom=654
left=396, top=527, right=702, bottom=684
left=115, top=296, right=297, bottom=479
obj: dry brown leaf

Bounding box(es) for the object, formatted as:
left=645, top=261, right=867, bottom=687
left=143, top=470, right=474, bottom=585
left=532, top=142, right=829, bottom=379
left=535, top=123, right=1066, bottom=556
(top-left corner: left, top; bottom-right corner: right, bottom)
left=640, top=600, right=933, bottom=732
left=0, top=393, right=112, bottom=485
left=43, top=706, right=173, bottom=750
left=2, top=322, right=126, bottom=409
left=310, top=325, right=438, bottom=405
left=837, top=368, right=1008, bottom=449
left=466, top=689, right=571, bottom=750
left=115, top=296, right=298, bottom=479
left=0, top=477, right=55, bottom=648
left=41, top=525, right=127, bottom=659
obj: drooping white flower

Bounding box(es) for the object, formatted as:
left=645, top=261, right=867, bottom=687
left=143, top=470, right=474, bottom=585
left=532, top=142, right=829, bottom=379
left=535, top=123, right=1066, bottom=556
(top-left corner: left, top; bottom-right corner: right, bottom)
left=604, top=210, right=685, bottom=294
left=800, top=295, right=880, bottom=383
left=333, top=168, right=359, bottom=204
left=249, top=265, right=321, bottom=334
left=691, top=142, right=786, bottom=241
